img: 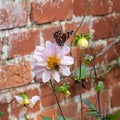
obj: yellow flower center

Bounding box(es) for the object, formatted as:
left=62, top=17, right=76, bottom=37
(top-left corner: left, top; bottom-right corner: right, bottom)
left=47, top=55, right=60, bottom=71
left=20, top=98, right=30, bottom=107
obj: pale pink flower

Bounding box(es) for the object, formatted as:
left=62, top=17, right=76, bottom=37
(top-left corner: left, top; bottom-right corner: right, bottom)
left=32, top=41, right=74, bottom=83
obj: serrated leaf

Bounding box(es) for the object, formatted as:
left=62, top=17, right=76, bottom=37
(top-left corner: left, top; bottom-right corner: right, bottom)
left=0, top=112, right=5, bottom=117
left=57, top=115, right=72, bottom=120
left=83, top=99, right=98, bottom=111
left=41, top=116, right=52, bottom=120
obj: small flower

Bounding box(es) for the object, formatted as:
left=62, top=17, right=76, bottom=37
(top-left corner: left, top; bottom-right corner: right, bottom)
left=32, top=41, right=74, bottom=83
left=14, top=93, right=40, bottom=120
left=14, top=94, right=40, bottom=109
left=77, top=37, right=88, bottom=49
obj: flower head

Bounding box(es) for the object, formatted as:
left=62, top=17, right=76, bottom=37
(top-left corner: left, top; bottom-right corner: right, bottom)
left=32, top=41, right=74, bottom=83
left=14, top=93, right=40, bottom=109
left=14, top=92, right=40, bottom=120
left=77, top=37, right=88, bottom=49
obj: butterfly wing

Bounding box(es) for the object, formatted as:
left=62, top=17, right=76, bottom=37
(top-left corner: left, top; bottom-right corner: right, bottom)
left=53, top=30, right=73, bottom=46
left=53, top=30, right=64, bottom=46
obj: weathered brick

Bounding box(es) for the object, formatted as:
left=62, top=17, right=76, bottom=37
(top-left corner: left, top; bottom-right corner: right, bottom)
left=57, top=102, right=78, bottom=120
left=65, top=22, right=90, bottom=34
left=111, top=86, right=120, bottom=107
left=107, top=39, right=120, bottom=61
left=41, top=84, right=56, bottom=107
left=0, top=103, right=9, bottom=120
left=0, top=39, right=2, bottom=59
left=0, top=60, right=32, bottom=90
left=31, top=0, right=73, bottom=24
left=41, top=84, right=64, bottom=107
left=104, top=67, right=120, bottom=88
left=73, top=0, right=89, bottom=16
left=0, top=1, right=28, bottom=30
left=37, top=107, right=57, bottom=120
left=112, top=0, right=120, bottom=12
left=93, top=15, right=120, bottom=39
left=93, top=17, right=115, bottom=39
left=8, top=30, right=40, bottom=58
left=89, top=0, right=112, bottom=16
left=73, top=0, right=111, bottom=16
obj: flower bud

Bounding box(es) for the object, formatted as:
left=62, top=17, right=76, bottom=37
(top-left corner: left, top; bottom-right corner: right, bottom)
left=77, top=37, right=88, bottom=49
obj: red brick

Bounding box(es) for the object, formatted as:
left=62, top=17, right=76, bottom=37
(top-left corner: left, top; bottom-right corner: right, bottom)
left=0, top=60, right=32, bottom=90
left=0, top=103, right=9, bottom=120
left=0, top=1, right=28, bottom=30
left=112, top=0, right=120, bottom=12
left=73, top=0, right=112, bottom=16
left=37, top=107, right=57, bottom=120
left=0, top=39, right=2, bottom=59
left=107, top=39, right=120, bottom=61
left=65, top=22, right=90, bottom=34
left=89, top=0, right=112, bottom=16
left=111, top=86, right=120, bottom=107
left=104, top=67, right=120, bottom=88
left=93, top=44, right=106, bottom=64
left=42, top=25, right=62, bottom=43
left=93, top=17, right=114, bottom=39
left=41, top=84, right=56, bottom=107
left=73, top=0, right=89, bottom=16
left=41, top=84, right=64, bottom=107
left=93, top=15, right=120, bottom=39
left=31, top=0, right=73, bottom=24
left=57, top=102, right=78, bottom=120
left=8, top=30, right=40, bottom=58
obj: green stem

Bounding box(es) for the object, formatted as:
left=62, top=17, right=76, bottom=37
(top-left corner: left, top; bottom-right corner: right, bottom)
left=50, top=80, right=65, bottom=120
left=79, top=82, right=84, bottom=120
left=97, top=91, right=101, bottom=117
left=79, top=49, right=84, bottom=120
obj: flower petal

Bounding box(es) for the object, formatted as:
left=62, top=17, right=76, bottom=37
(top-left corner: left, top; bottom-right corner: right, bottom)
left=42, top=69, right=51, bottom=83
left=62, top=46, right=70, bottom=55
left=60, top=56, right=74, bottom=65
left=14, top=96, right=23, bottom=103
left=60, top=66, right=70, bottom=76
left=52, top=71, right=60, bottom=82
left=19, top=109, right=25, bottom=120
left=29, top=96, right=40, bottom=108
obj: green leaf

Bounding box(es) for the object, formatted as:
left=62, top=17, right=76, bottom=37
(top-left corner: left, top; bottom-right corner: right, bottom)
left=41, top=116, right=52, bottom=120
left=0, top=112, right=5, bottom=117
left=83, top=99, right=98, bottom=111
left=106, top=110, right=120, bottom=120
left=95, top=81, right=104, bottom=92
left=57, top=115, right=72, bottom=120
left=87, top=110, right=99, bottom=116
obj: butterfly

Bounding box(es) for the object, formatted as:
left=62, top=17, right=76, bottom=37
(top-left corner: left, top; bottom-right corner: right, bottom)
left=53, top=30, right=73, bottom=46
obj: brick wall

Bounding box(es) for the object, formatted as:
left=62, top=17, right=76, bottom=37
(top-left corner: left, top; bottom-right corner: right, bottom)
left=0, top=0, right=120, bottom=120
